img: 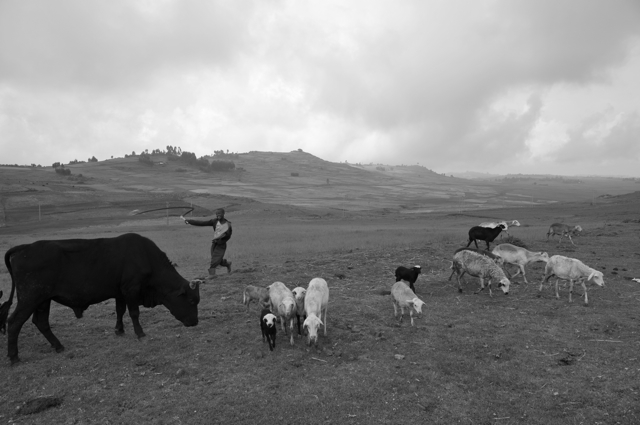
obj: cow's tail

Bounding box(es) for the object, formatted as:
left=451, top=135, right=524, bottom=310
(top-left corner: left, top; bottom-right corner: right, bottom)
left=0, top=247, right=18, bottom=334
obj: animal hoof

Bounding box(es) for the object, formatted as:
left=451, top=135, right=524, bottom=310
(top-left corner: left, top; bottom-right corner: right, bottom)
left=115, top=329, right=125, bottom=336
left=55, top=345, right=65, bottom=353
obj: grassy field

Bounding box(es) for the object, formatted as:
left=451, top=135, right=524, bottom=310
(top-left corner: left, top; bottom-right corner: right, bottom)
left=1, top=190, right=640, bottom=424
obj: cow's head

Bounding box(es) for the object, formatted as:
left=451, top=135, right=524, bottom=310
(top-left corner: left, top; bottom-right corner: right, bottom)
left=497, top=277, right=510, bottom=295
left=588, top=270, right=605, bottom=287
left=303, top=314, right=323, bottom=346
left=263, top=313, right=277, bottom=328
left=162, top=279, right=200, bottom=327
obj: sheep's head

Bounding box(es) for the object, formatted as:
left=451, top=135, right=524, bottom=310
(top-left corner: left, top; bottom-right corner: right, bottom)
left=498, top=277, right=510, bottom=295
left=511, top=220, right=521, bottom=226
left=573, top=225, right=583, bottom=233
left=303, top=315, right=323, bottom=345
left=413, top=265, right=422, bottom=274
left=537, top=252, right=550, bottom=263
left=588, top=270, right=605, bottom=287
left=279, top=298, right=295, bottom=318
left=263, top=313, right=277, bottom=328
left=410, top=298, right=425, bottom=315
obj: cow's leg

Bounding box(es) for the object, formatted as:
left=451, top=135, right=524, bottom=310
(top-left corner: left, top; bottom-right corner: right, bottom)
left=7, top=303, right=39, bottom=364
left=31, top=300, right=64, bottom=354
left=115, top=297, right=126, bottom=335
left=125, top=301, right=145, bottom=338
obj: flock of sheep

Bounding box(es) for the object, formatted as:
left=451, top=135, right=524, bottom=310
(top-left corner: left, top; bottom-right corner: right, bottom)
left=242, top=219, right=605, bottom=351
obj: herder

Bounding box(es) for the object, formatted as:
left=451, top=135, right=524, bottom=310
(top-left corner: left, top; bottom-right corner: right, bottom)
left=183, top=208, right=232, bottom=276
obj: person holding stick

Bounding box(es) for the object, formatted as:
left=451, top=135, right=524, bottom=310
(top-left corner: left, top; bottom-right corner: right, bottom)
left=182, top=208, right=232, bottom=276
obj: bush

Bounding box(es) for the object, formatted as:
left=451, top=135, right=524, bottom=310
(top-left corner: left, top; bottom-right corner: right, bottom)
left=138, top=153, right=153, bottom=165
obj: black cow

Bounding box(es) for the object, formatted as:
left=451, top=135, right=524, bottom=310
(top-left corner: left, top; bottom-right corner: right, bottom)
left=1, top=233, right=200, bottom=364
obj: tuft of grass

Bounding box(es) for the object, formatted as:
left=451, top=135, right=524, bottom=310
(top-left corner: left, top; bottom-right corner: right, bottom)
left=502, top=235, right=528, bottom=249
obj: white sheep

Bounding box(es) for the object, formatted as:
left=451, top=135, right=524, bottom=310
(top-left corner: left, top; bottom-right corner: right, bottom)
left=302, top=278, right=329, bottom=346
left=491, top=243, right=549, bottom=284
left=267, top=281, right=296, bottom=345
left=479, top=220, right=520, bottom=237
left=242, top=285, right=270, bottom=312
left=546, top=223, right=582, bottom=246
left=390, top=281, right=426, bottom=326
left=538, top=255, right=604, bottom=305
left=291, top=286, right=307, bottom=336
left=450, top=250, right=510, bottom=296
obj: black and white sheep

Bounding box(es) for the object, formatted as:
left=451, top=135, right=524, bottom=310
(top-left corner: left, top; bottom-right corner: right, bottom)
left=391, top=281, right=426, bottom=326
left=546, top=223, right=583, bottom=246
left=267, top=281, right=296, bottom=346
left=394, top=265, right=421, bottom=293
left=260, top=308, right=277, bottom=351
left=450, top=250, right=511, bottom=296
left=302, top=278, right=329, bottom=346
left=466, top=224, right=505, bottom=251
left=242, top=285, right=270, bottom=312
left=538, top=255, right=604, bottom=305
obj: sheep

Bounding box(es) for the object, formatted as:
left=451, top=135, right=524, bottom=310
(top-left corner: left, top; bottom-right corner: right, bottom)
left=448, top=247, right=505, bottom=281
left=538, top=255, right=604, bottom=305
left=450, top=250, right=510, bottom=296
left=242, top=285, right=270, bottom=312
left=394, top=265, right=421, bottom=293
left=466, top=224, right=506, bottom=250
left=291, top=286, right=307, bottom=336
left=267, top=281, right=296, bottom=346
left=302, top=278, right=329, bottom=346
left=546, top=223, right=583, bottom=246
left=390, top=281, right=426, bottom=326
left=479, top=220, right=520, bottom=237
left=260, top=308, right=277, bottom=351
left=491, top=243, right=549, bottom=284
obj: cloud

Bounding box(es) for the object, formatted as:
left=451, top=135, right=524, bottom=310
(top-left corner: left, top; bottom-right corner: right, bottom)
left=0, top=0, right=639, bottom=175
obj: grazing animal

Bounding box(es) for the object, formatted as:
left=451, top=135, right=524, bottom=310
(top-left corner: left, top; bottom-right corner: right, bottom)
left=466, top=225, right=505, bottom=250
left=546, top=223, right=582, bottom=246
left=394, top=265, right=422, bottom=293
left=448, top=247, right=505, bottom=281
left=1, top=233, right=200, bottom=364
left=242, top=285, right=270, bottom=312
left=479, top=220, right=520, bottom=238
left=451, top=250, right=510, bottom=296
left=291, top=287, right=307, bottom=336
left=267, top=281, right=296, bottom=346
left=260, top=308, right=277, bottom=351
left=302, top=278, right=329, bottom=346
left=491, top=244, right=550, bottom=284
left=539, top=255, right=604, bottom=305
left=390, top=281, right=426, bottom=326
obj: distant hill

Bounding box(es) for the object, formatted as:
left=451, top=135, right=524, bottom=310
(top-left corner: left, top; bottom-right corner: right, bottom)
left=1, top=150, right=639, bottom=230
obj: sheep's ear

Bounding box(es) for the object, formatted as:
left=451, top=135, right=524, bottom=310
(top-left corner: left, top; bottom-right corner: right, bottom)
left=587, top=271, right=596, bottom=281
left=317, top=318, right=323, bottom=326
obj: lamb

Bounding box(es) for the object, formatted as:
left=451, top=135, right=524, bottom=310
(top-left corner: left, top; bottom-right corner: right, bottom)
left=242, top=285, right=270, bottom=312
left=448, top=247, right=505, bottom=281
left=479, top=220, right=520, bottom=237
left=260, top=308, right=277, bottom=351
left=390, top=281, right=426, bottom=326
left=466, top=224, right=506, bottom=250
left=546, top=223, right=583, bottom=246
left=394, top=265, right=421, bottom=293
left=491, top=244, right=549, bottom=284
left=267, top=281, right=296, bottom=346
left=291, top=286, right=307, bottom=336
left=538, top=255, right=604, bottom=305
left=302, top=278, right=329, bottom=346
left=450, top=249, right=510, bottom=296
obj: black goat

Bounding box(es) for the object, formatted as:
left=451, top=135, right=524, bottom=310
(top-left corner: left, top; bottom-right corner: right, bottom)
left=260, top=308, right=277, bottom=351
left=395, top=265, right=422, bottom=293
left=466, top=225, right=505, bottom=250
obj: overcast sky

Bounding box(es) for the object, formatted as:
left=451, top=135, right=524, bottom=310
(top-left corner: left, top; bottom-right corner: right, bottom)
left=1, top=0, right=639, bottom=176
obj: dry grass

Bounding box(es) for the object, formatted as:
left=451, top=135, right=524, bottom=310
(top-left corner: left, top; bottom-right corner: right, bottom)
left=1, top=201, right=640, bottom=424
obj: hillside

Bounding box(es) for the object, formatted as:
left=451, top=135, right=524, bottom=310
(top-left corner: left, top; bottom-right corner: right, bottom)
left=1, top=150, right=639, bottom=231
